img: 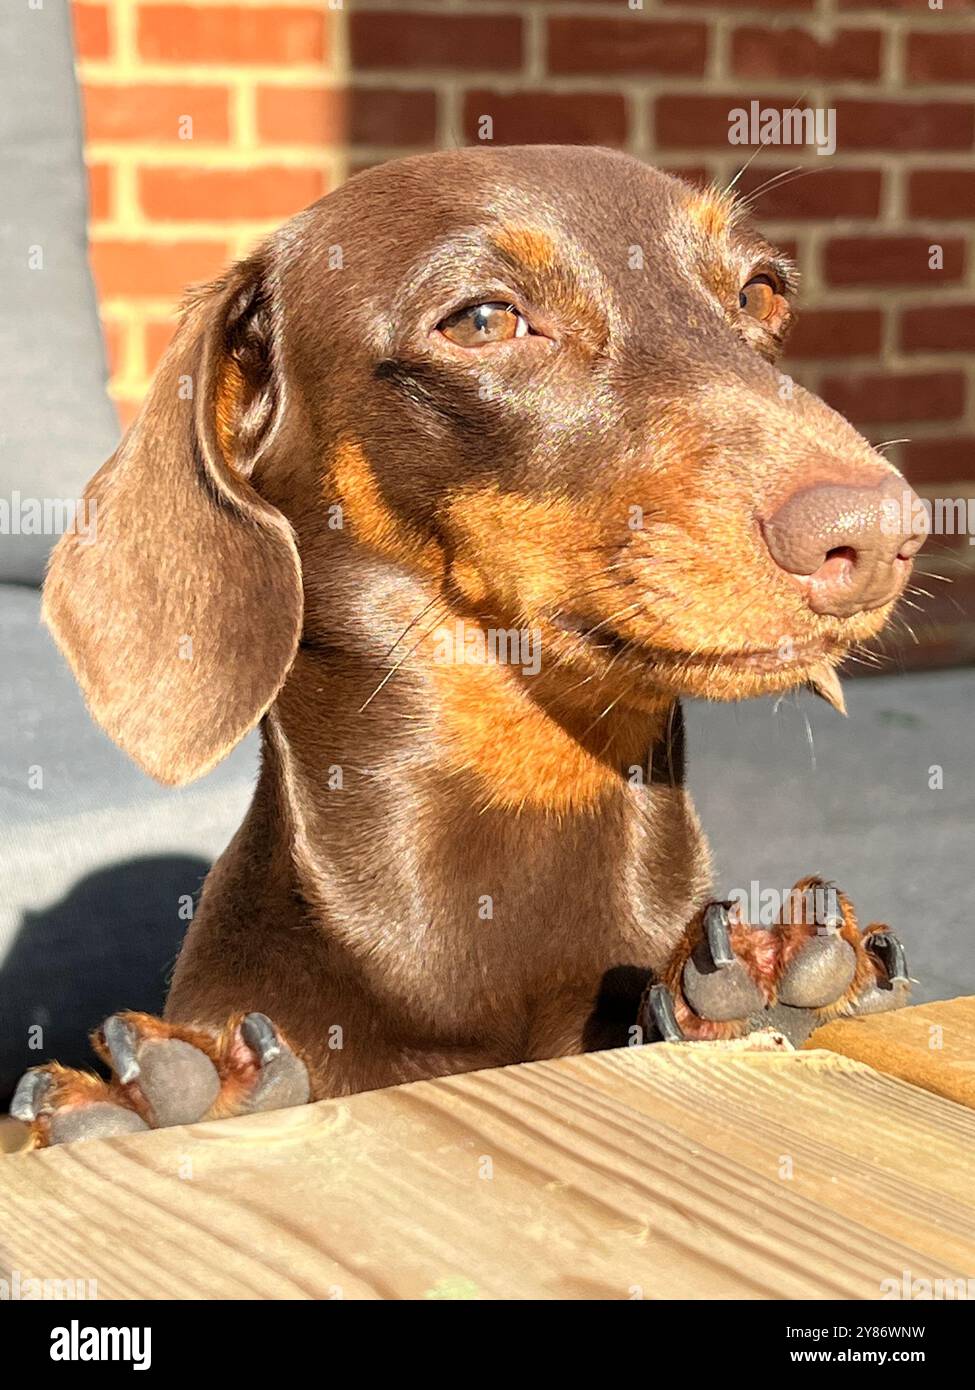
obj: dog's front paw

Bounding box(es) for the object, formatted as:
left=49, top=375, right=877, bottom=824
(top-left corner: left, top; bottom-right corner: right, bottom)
left=640, top=878, right=911, bottom=1049
left=11, top=1011, right=311, bottom=1149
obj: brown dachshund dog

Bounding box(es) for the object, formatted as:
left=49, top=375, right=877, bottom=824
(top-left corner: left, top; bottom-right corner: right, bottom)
left=14, top=146, right=924, bottom=1146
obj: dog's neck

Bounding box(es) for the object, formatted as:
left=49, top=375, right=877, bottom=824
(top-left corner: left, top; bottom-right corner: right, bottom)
left=283, top=614, right=677, bottom=815
left=218, top=579, right=711, bottom=1029
left=236, top=558, right=705, bottom=976
left=296, top=555, right=679, bottom=806
left=265, top=632, right=690, bottom=889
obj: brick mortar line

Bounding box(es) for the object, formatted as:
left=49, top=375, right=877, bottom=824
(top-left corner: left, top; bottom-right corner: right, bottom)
left=711, top=13, right=730, bottom=84
left=887, top=15, right=905, bottom=90
left=268, top=76, right=975, bottom=98
left=437, top=80, right=462, bottom=149
left=77, top=71, right=975, bottom=103
left=75, top=56, right=975, bottom=97
left=85, top=143, right=346, bottom=163
left=233, top=83, right=256, bottom=148
left=524, top=3, right=544, bottom=84
left=342, top=0, right=969, bottom=19
left=85, top=143, right=975, bottom=165
left=708, top=150, right=975, bottom=172
left=92, top=0, right=341, bottom=9
left=92, top=217, right=317, bottom=237
left=537, top=81, right=974, bottom=99
left=630, top=87, right=652, bottom=160
left=99, top=298, right=202, bottom=318
left=759, top=219, right=973, bottom=234
left=610, top=74, right=661, bottom=156
left=78, top=65, right=346, bottom=83
left=114, top=161, right=141, bottom=225
left=883, top=352, right=975, bottom=369
left=330, top=0, right=352, bottom=183
left=886, top=156, right=904, bottom=224
left=802, top=292, right=975, bottom=307
left=346, top=0, right=671, bottom=11
left=110, top=0, right=136, bottom=69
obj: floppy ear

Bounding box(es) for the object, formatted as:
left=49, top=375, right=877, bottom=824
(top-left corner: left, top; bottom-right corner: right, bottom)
left=43, top=253, right=303, bottom=786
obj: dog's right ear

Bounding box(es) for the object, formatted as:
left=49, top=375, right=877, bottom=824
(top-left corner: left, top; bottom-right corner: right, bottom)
left=43, top=253, right=303, bottom=786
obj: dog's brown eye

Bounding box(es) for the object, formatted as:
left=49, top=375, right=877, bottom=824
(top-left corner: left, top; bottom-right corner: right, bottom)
left=439, top=302, right=529, bottom=347
left=739, top=275, right=777, bottom=322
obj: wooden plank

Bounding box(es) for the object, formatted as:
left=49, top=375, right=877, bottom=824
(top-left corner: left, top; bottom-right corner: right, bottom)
left=807, top=997, right=975, bottom=1111
left=1, top=1045, right=973, bottom=1300
left=0, top=1116, right=25, bottom=1155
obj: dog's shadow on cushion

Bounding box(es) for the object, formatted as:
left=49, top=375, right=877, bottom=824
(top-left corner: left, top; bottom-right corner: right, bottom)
left=0, top=855, right=208, bottom=1104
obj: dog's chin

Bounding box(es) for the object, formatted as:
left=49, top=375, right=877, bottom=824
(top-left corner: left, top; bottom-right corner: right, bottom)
left=639, top=650, right=846, bottom=705
left=547, top=593, right=902, bottom=709
left=543, top=600, right=903, bottom=713
left=624, top=608, right=895, bottom=705
left=560, top=624, right=852, bottom=707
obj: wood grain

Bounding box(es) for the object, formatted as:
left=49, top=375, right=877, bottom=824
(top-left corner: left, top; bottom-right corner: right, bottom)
left=2, top=1044, right=973, bottom=1300
left=0, top=1116, right=25, bottom=1155
left=807, top=997, right=975, bottom=1111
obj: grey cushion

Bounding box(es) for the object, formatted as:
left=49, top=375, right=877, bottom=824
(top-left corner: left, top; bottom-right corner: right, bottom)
left=0, top=2, right=119, bottom=585
left=687, top=671, right=975, bottom=1006
left=0, top=585, right=258, bottom=1100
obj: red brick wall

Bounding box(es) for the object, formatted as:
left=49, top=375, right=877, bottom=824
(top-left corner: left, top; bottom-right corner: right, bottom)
left=71, top=0, right=975, bottom=670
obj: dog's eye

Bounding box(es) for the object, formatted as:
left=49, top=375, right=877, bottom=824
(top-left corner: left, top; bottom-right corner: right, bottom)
left=438, top=302, right=529, bottom=347
left=739, top=275, right=778, bottom=322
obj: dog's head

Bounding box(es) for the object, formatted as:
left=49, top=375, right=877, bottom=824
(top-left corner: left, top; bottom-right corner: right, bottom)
left=46, top=146, right=925, bottom=784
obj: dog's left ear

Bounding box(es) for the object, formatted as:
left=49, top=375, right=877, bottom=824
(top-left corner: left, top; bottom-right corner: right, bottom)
left=43, top=252, right=303, bottom=785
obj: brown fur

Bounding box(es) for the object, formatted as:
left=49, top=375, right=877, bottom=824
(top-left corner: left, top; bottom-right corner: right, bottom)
left=493, top=225, right=558, bottom=274
left=41, top=147, right=919, bottom=1099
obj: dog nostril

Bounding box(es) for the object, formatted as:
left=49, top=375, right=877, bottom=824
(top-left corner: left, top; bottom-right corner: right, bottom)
left=813, top=545, right=858, bottom=586
left=897, top=532, right=926, bottom=562
left=824, top=544, right=857, bottom=567
left=762, top=474, right=926, bottom=619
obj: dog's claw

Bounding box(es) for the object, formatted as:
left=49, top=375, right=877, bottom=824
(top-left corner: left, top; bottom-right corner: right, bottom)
left=241, top=1011, right=282, bottom=1065
left=15, top=1009, right=312, bottom=1147
left=645, top=983, right=685, bottom=1043
left=867, top=931, right=909, bottom=986
left=10, top=1069, right=51, bottom=1123
left=102, top=1014, right=141, bottom=1084
left=240, top=1014, right=311, bottom=1112
left=661, top=880, right=914, bottom=1047
left=704, top=902, right=736, bottom=967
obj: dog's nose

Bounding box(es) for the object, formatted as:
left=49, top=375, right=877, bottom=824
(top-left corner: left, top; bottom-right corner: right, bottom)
left=761, top=474, right=926, bottom=618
